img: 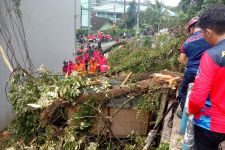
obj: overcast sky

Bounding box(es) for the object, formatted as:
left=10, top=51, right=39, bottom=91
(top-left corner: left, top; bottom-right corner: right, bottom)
left=161, top=0, right=181, bottom=6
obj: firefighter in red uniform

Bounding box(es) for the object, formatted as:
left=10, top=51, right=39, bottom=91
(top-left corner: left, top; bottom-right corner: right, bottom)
left=93, top=47, right=101, bottom=60
left=68, top=60, right=74, bottom=75
left=62, top=60, right=69, bottom=75
left=98, top=54, right=109, bottom=73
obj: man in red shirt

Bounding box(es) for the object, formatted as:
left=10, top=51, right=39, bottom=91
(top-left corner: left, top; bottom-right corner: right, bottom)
left=187, top=5, right=225, bottom=150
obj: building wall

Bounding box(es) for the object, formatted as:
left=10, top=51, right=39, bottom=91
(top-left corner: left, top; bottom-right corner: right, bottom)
left=0, top=0, right=76, bottom=130
left=21, top=0, right=75, bottom=71
left=81, top=0, right=89, bottom=28
left=75, top=0, right=81, bottom=30
left=96, top=12, right=121, bottom=21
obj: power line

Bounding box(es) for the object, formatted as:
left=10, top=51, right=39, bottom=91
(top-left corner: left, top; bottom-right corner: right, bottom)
left=0, top=0, right=35, bottom=71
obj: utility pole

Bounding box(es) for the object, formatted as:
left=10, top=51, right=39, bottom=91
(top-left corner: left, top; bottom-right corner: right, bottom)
left=74, top=0, right=77, bottom=55
left=136, top=0, right=140, bottom=38
left=124, top=0, right=127, bottom=29
left=88, top=0, right=91, bottom=34
left=114, top=3, right=116, bottom=23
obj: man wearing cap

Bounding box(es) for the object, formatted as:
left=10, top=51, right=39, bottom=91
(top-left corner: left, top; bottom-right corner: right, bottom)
left=177, top=17, right=211, bottom=118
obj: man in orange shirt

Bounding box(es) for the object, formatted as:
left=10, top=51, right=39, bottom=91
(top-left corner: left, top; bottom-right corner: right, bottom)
left=74, top=59, right=86, bottom=75
left=88, top=57, right=99, bottom=75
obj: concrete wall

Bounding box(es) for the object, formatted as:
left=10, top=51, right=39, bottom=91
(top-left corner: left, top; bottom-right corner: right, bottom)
left=0, top=0, right=76, bottom=130
left=21, top=0, right=75, bottom=71
left=75, top=0, right=81, bottom=30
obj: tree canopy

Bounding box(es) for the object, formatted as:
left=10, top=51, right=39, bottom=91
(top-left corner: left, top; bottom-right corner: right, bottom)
left=125, top=1, right=137, bottom=29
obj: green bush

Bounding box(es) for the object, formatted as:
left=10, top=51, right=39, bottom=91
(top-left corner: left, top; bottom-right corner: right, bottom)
left=76, top=28, right=88, bottom=36
left=108, top=33, right=185, bottom=74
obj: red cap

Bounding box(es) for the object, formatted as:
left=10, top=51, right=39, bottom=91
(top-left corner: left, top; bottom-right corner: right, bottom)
left=188, top=17, right=199, bottom=33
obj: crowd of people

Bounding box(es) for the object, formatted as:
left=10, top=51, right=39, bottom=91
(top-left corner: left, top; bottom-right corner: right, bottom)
left=61, top=5, right=225, bottom=149
left=63, top=43, right=109, bottom=76
left=177, top=5, right=225, bottom=150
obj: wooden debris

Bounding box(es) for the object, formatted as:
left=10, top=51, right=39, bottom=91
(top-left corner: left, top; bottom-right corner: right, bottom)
left=160, top=101, right=173, bottom=144
left=27, top=104, right=42, bottom=110
left=77, top=71, right=182, bottom=102
left=120, top=72, right=132, bottom=88
left=151, top=71, right=182, bottom=90
left=169, top=107, right=183, bottom=150
left=143, top=89, right=171, bottom=150
left=40, top=99, right=70, bottom=126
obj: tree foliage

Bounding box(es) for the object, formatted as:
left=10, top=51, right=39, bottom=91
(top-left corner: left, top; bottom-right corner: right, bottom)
left=125, top=1, right=137, bottom=29
left=178, top=0, right=225, bottom=19
left=139, top=0, right=176, bottom=31
left=108, top=33, right=185, bottom=75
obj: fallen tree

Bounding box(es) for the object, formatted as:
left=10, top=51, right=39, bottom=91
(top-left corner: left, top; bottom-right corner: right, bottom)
left=1, top=32, right=185, bottom=149
left=1, top=66, right=182, bottom=149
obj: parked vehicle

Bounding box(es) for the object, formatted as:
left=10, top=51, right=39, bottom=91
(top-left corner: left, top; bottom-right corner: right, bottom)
left=87, top=34, right=97, bottom=42
left=104, top=34, right=112, bottom=42
left=87, top=32, right=112, bottom=43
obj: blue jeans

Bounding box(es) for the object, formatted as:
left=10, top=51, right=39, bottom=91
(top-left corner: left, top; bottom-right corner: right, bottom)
left=178, top=69, right=196, bottom=109
left=194, top=125, right=225, bottom=150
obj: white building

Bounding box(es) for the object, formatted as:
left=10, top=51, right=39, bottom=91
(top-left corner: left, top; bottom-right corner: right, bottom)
left=93, top=3, right=147, bottom=22
left=75, top=0, right=81, bottom=30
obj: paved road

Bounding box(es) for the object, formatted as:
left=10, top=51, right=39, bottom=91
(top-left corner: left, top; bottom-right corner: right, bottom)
left=76, top=41, right=116, bottom=50
left=101, top=41, right=117, bottom=50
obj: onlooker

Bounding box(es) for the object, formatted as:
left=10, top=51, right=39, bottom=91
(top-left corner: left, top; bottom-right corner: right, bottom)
left=90, top=45, right=95, bottom=57
left=68, top=60, right=74, bottom=75
left=75, top=55, right=84, bottom=64
left=98, top=54, right=109, bottom=73
left=188, top=5, right=225, bottom=150
left=74, top=59, right=86, bottom=75
left=93, top=48, right=101, bottom=60
left=84, top=51, right=90, bottom=71
left=62, top=60, right=69, bottom=75
left=177, top=16, right=211, bottom=117
left=88, top=57, right=99, bottom=75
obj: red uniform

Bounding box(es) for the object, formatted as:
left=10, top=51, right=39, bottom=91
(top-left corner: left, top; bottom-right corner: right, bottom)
left=74, top=63, right=85, bottom=75
left=98, top=55, right=109, bottom=73
left=93, top=51, right=101, bottom=60
left=84, top=53, right=90, bottom=63
left=75, top=55, right=84, bottom=64
left=188, top=39, right=225, bottom=133
left=63, top=65, right=69, bottom=74
left=88, top=59, right=98, bottom=75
